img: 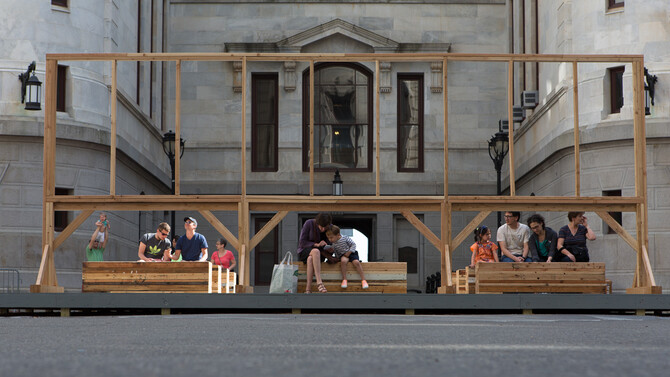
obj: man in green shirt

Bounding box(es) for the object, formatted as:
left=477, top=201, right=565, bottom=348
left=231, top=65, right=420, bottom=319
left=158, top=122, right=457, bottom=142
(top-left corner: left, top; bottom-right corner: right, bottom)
left=86, top=222, right=107, bottom=261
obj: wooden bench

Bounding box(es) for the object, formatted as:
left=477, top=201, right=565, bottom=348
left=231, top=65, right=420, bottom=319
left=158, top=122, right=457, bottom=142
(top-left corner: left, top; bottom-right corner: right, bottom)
left=295, top=262, right=407, bottom=293
left=82, top=261, right=235, bottom=293
left=475, top=262, right=611, bottom=294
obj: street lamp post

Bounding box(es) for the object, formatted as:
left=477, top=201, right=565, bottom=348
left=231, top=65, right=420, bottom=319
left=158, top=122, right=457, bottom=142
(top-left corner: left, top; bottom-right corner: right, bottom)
left=162, top=130, right=185, bottom=239
left=488, top=130, right=509, bottom=227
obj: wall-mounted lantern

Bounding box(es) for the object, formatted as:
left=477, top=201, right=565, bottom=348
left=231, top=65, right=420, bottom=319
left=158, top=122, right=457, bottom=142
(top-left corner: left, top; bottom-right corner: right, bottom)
left=18, top=61, right=42, bottom=111
left=644, top=67, right=658, bottom=116
left=332, top=169, right=343, bottom=196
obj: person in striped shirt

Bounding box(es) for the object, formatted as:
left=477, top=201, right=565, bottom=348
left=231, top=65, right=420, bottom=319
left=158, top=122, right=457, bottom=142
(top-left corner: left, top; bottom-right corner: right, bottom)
left=325, top=225, right=369, bottom=290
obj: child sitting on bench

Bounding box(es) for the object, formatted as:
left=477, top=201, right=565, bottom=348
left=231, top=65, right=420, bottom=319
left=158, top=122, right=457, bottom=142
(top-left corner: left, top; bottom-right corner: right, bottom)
left=326, top=225, right=369, bottom=289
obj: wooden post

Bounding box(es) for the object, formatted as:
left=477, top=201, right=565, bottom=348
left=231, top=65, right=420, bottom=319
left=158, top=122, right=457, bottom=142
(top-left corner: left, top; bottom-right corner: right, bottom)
left=110, top=60, right=117, bottom=195
left=175, top=60, right=181, bottom=195
left=507, top=60, right=516, bottom=195
left=375, top=60, right=381, bottom=196
left=241, top=57, right=247, bottom=197
left=572, top=61, right=580, bottom=196
left=443, top=57, right=448, bottom=197
left=309, top=60, right=314, bottom=196
left=632, top=59, right=649, bottom=287
left=33, top=58, right=63, bottom=293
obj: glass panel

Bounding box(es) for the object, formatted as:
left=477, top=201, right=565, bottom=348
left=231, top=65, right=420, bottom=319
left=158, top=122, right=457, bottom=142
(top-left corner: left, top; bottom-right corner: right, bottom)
left=399, top=125, right=419, bottom=169
left=320, top=67, right=354, bottom=85
left=399, top=79, right=420, bottom=124
left=320, top=85, right=355, bottom=124
left=256, top=79, right=275, bottom=124
left=255, top=124, right=275, bottom=169
left=315, top=124, right=368, bottom=169
left=355, top=86, right=368, bottom=123
left=356, top=71, right=368, bottom=85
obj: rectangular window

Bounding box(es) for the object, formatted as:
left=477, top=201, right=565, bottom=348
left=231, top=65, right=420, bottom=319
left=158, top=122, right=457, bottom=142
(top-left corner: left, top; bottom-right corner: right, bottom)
left=57, top=65, right=67, bottom=113
left=609, top=66, right=624, bottom=114
left=608, top=0, right=624, bottom=10
left=54, top=188, right=73, bottom=232
left=252, top=74, right=278, bottom=171
left=397, top=74, right=424, bottom=172
left=52, top=0, right=68, bottom=7
left=603, top=190, right=622, bottom=234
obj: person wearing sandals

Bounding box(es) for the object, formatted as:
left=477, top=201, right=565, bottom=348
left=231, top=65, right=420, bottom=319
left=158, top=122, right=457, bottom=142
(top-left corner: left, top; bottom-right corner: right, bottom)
left=298, top=213, right=337, bottom=293
left=326, top=225, right=369, bottom=290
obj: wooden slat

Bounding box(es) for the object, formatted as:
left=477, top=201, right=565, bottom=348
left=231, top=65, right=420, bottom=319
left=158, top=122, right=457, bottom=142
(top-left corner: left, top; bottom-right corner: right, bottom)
left=572, top=60, right=580, bottom=196
left=295, top=262, right=406, bottom=294
left=401, top=211, right=441, bottom=252
left=53, top=210, right=95, bottom=249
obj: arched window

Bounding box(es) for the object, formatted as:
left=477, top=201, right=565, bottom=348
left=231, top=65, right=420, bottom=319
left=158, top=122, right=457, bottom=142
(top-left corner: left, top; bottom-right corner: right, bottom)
left=302, top=63, right=373, bottom=171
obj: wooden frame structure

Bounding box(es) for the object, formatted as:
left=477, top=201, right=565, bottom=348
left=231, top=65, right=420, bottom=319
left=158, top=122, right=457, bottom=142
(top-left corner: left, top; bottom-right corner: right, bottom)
left=32, top=52, right=659, bottom=294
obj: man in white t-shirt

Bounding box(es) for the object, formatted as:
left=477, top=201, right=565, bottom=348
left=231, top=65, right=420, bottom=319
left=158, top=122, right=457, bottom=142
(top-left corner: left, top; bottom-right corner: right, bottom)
left=496, top=211, right=532, bottom=262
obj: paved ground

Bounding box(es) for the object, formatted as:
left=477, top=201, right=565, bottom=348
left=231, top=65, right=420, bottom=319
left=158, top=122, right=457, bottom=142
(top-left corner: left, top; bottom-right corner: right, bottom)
left=0, top=314, right=668, bottom=377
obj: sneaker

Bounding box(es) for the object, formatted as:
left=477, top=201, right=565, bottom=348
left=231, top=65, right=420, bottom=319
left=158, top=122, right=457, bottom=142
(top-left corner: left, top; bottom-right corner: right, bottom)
left=341, top=280, right=348, bottom=288
left=362, top=280, right=369, bottom=289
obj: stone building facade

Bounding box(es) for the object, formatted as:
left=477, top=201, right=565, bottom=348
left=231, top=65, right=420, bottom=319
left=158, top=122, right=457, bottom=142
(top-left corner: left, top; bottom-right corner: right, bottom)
left=0, top=0, right=666, bottom=292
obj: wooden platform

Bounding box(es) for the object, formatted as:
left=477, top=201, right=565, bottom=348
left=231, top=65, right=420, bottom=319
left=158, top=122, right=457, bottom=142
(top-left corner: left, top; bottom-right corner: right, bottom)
left=475, top=262, right=610, bottom=294
left=295, top=262, right=407, bottom=293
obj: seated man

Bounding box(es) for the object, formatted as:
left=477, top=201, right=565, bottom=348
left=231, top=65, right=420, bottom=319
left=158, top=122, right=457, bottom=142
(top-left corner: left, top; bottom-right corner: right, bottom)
left=171, top=217, right=209, bottom=262
left=497, top=211, right=531, bottom=262
left=137, top=222, right=172, bottom=262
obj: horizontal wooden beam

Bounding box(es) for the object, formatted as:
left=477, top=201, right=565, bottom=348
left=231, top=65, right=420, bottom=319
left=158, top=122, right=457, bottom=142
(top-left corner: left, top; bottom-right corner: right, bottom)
left=46, top=52, right=644, bottom=64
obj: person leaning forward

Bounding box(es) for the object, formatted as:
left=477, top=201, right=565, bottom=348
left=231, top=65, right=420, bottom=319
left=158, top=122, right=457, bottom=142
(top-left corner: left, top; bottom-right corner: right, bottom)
left=138, top=222, right=172, bottom=262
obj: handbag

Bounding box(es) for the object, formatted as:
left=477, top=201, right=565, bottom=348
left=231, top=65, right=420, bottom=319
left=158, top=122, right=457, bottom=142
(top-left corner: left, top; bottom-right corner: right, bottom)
left=269, top=252, right=299, bottom=294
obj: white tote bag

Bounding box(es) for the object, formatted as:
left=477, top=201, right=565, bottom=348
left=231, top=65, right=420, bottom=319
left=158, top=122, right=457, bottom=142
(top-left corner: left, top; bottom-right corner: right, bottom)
left=269, top=252, right=298, bottom=294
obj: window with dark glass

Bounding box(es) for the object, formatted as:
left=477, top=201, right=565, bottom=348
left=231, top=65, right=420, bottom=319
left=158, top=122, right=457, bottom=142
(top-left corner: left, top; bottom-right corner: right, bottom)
left=302, top=63, right=372, bottom=171
left=397, top=74, right=424, bottom=172
left=603, top=190, right=622, bottom=234
left=57, top=65, right=67, bottom=112
left=52, top=0, right=68, bottom=7
left=609, top=66, right=624, bottom=114
left=608, top=0, right=624, bottom=10
left=252, top=73, right=278, bottom=171
left=54, top=188, right=73, bottom=232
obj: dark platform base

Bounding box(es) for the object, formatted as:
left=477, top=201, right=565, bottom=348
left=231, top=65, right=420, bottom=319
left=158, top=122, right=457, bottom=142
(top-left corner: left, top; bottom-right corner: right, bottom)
left=1, top=293, right=670, bottom=316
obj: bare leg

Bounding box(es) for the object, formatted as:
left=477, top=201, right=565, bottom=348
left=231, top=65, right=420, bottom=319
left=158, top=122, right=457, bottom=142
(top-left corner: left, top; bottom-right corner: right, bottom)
left=305, top=254, right=314, bottom=293
left=310, top=248, right=323, bottom=285
left=340, top=256, right=349, bottom=280
left=352, top=259, right=366, bottom=281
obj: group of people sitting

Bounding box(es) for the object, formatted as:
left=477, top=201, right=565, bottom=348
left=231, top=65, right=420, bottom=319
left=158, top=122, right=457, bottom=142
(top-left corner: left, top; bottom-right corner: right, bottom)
left=469, top=211, right=596, bottom=268
left=85, top=213, right=236, bottom=271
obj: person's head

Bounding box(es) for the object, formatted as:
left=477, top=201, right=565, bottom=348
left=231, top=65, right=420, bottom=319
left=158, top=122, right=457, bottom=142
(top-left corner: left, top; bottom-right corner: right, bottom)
left=172, top=234, right=180, bottom=244
left=216, top=238, right=227, bottom=250
left=473, top=225, right=491, bottom=243
left=157, top=222, right=171, bottom=240
left=527, top=214, right=546, bottom=236
left=504, top=211, right=521, bottom=225
left=184, top=216, right=198, bottom=231
left=314, top=213, right=332, bottom=232
left=99, top=212, right=107, bottom=221
left=325, top=225, right=341, bottom=243
left=567, top=211, right=585, bottom=224
left=90, top=238, right=101, bottom=249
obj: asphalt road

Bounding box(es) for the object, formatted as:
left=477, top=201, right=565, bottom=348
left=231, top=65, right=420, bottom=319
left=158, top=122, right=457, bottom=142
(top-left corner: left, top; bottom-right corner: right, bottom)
left=1, top=314, right=668, bottom=377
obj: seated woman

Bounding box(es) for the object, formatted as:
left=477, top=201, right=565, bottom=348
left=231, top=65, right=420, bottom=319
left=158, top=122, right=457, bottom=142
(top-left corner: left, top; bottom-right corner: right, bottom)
left=556, top=212, right=596, bottom=262
left=297, top=212, right=337, bottom=293
left=211, top=238, right=236, bottom=271
left=527, top=214, right=559, bottom=262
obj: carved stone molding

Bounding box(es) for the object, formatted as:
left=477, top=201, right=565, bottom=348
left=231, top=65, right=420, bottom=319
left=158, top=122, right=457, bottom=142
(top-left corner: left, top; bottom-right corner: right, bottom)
left=233, top=61, right=243, bottom=93
left=283, top=61, right=297, bottom=92
left=380, top=62, right=392, bottom=93
left=431, top=61, right=443, bottom=93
